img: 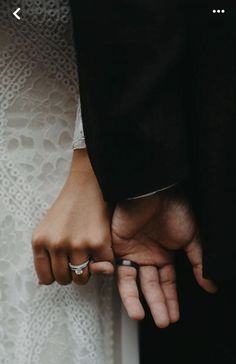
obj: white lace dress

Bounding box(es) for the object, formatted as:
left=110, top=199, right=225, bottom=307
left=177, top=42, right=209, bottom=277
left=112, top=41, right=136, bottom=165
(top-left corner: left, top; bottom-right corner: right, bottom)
left=0, top=1, right=138, bottom=363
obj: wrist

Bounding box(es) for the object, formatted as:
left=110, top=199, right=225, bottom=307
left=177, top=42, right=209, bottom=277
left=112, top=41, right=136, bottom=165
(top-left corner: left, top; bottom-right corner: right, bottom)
left=69, top=149, right=95, bottom=182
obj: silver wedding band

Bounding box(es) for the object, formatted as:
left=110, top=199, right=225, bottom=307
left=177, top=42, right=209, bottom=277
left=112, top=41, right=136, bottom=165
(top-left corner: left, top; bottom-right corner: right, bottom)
left=68, top=260, right=90, bottom=275
left=116, top=259, right=139, bottom=270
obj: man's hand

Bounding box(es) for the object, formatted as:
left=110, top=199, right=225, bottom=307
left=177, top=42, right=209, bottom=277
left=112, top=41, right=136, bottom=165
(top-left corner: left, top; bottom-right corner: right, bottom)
left=111, top=188, right=217, bottom=328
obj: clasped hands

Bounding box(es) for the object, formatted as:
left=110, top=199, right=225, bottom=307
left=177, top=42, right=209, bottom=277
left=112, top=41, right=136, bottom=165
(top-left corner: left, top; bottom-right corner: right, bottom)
left=32, top=150, right=217, bottom=328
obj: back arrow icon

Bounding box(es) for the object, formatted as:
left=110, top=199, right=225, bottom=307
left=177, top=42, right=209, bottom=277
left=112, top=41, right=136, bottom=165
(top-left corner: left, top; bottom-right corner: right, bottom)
left=13, top=8, right=21, bottom=20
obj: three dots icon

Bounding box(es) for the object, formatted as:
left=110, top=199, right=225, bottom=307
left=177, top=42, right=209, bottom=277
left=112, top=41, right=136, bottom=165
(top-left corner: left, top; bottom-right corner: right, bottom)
left=212, top=9, right=225, bottom=14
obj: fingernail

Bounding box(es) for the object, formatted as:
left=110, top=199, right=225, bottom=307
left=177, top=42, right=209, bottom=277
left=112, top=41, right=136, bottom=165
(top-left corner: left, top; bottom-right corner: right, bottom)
left=38, top=281, right=43, bottom=285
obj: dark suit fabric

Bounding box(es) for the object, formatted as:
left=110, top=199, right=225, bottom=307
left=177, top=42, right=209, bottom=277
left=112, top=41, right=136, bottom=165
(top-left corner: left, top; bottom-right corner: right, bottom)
left=187, top=1, right=236, bottom=280
left=70, top=0, right=236, bottom=282
left=70, top=0, right=189, bottom=201
left=140, top=252, right=236, bottom=364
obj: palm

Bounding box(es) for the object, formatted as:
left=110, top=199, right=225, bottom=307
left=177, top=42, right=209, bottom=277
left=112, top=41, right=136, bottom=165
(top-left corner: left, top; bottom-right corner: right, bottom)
left=113, top=219, right=175, bottom=267
left=112, top=190, right=217, bottom=328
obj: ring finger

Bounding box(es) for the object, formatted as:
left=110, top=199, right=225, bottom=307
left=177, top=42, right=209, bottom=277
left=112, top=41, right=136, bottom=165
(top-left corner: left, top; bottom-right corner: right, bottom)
left=68, top=249, right=90, bottom=285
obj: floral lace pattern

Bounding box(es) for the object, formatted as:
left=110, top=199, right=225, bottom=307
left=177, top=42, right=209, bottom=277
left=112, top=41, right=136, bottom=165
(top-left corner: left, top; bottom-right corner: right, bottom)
left=0, top=1, right=114, bottom=363
left=73, top=102, right=86, bottom=149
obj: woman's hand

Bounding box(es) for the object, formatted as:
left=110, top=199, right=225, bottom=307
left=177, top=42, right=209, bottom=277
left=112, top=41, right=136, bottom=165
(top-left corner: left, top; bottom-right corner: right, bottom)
left=32, top=149, right=114, bottom=286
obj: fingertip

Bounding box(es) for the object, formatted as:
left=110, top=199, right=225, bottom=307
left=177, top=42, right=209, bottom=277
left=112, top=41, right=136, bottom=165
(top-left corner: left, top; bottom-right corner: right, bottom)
left=89, top=261, right=114, bottom=275
left=127, top=307, right=145, bottom=321
left=152, top=305, right=170, bottom=329
left=155, top=317, right=171, bottom=329
left=193, top=267, right=218, bottom=294
left=196, top=276, right=218, bottom=294
left=170, top=312, right=180, bottom=324
left=204, top=282, right=218, bottom=294
left=168, top=305, right=180, bottom=324
left=123, top=298, right=145, bottom=321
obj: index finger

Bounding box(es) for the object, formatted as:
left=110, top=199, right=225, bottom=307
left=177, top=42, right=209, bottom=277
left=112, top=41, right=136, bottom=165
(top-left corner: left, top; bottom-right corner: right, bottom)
left=116, top=266, right=145, bottom=321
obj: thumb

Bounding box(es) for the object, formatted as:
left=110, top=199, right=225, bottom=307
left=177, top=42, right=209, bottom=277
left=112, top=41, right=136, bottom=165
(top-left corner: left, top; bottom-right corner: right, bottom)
left=184, top=236, right=218, bottom=294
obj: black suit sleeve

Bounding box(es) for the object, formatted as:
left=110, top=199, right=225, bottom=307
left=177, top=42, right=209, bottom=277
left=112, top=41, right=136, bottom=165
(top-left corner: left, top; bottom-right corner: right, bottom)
left=70, top=0, right=189, bottom=201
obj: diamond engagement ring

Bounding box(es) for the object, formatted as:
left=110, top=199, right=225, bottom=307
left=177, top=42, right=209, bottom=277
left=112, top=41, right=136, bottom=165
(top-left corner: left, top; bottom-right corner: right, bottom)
left=68, top=260, right=90, bottom=275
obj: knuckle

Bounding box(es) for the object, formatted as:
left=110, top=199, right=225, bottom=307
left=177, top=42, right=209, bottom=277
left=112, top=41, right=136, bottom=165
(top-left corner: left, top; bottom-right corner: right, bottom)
left=69, top=240, right=86, bottom=251
left=69, top=234, right=111, bottom=252
left=145, top=278, right=158, bottom=288
left=162, top=278, right=176, bottom=287
left=52, top=241, right=66, bottom=253
left=193, top=262, right=202, bottom=270
left=89, top=235, right=110, bottom=249
left=32, top=232, right=45, bottom=249
left=89, top=240, right=103, bottom=249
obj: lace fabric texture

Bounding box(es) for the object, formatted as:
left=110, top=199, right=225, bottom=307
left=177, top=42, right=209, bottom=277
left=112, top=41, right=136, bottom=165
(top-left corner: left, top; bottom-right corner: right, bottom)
left=0, top=1, right=114, bottom=363
left=73, top=102, right=86, bottom=149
